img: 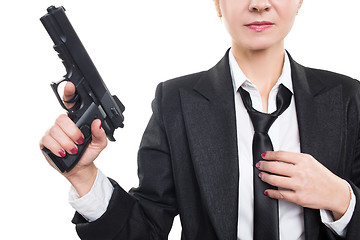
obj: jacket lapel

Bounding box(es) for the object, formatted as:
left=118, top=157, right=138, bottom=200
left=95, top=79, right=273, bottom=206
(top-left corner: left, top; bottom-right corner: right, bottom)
left=289, top=54, right=344, bottom=240
left=180, top=50, right=239, bottom=240
left=290, top=55, right=343, bottom=173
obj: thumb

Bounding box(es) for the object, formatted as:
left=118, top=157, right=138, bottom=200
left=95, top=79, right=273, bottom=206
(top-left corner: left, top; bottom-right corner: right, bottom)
left=90, top=119, right=107, bottom=149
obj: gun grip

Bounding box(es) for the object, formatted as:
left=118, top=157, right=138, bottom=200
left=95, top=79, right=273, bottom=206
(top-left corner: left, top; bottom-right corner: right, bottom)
left=41, top=132, right=91, bottom=173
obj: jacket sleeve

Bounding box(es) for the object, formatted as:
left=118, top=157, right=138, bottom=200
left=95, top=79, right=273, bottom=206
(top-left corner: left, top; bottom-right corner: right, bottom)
left=72, top=83, right=178, bottom=240
left=345, top=132, right=360, bottom=239
left=344, top=80, right=360, bottom=240
left=345, top=181, right=360, bottom=239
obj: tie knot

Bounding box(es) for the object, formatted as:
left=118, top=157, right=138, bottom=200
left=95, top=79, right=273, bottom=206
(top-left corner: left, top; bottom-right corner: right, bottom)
left=239, top=84, right=292, bottom=134
left=249, top=112, right=278, bottom=133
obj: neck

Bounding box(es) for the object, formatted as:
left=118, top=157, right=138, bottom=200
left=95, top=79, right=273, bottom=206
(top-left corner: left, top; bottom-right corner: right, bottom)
left=231, top=42, right=285, bottom=94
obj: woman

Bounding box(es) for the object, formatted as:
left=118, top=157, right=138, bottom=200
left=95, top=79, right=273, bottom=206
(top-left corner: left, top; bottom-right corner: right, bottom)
left=40, top=0, right=360, bottom=239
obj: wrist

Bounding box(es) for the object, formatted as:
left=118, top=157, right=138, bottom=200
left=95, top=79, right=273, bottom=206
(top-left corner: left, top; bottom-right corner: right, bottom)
left=329, top=179, right=351, bottom=221
left=65, top=163, right=98, bottom=197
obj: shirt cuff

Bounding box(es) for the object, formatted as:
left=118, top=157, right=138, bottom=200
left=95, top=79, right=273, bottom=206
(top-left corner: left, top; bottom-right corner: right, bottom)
left=320, top=181, right=356, bottom=237
left=68, top=169, right=114, bottom=222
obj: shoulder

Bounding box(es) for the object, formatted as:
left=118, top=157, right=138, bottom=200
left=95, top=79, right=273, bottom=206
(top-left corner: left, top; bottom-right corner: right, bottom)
left=162, top=71, right=206, bottom=93
left=287, top=51, right=360, bottom=97
left=304, top=66, right=358, bottom=87
left=148, top=71, right=209, bottom=125
left=304, top=66, right=360, bottom=96
left=153, top=71, right=207, bottom=102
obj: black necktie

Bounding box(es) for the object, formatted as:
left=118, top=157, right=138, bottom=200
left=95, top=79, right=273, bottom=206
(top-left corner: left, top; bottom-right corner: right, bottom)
left=239, top=84, right=292, bottom=240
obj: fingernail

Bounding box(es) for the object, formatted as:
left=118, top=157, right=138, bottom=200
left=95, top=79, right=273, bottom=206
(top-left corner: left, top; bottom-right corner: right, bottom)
left=256, top=162, right=261, bottom=168
left=58, top=149, right=66, bottom=157
left=77, top=137, right=84, bottom=145
left=71, top=147, right=78, bottom=155
left=264, top=190, right=269, bottom=196
left=261, top=152, right=267, bottom=158
left=99, top=122, right=102, bottom=129
left=258, top=172, right=263, bottom=178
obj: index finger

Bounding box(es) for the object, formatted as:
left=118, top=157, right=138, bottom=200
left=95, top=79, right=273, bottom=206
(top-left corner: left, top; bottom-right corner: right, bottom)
left=262, top=151, right=302, bottom=165
left=63, top=81, right=76, bottom=109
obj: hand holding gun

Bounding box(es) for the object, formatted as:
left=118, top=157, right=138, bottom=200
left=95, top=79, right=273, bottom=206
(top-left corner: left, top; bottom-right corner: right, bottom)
left=40, top=6, right=125, bottom=174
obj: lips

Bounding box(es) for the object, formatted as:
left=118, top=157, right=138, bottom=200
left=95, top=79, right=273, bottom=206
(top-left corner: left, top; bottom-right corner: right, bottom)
left=245, top=21, right=274, bottom=32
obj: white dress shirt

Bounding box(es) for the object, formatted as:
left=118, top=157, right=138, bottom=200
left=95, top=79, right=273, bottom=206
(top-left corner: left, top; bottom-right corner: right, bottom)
left=69, top=49, right=355, bottom=239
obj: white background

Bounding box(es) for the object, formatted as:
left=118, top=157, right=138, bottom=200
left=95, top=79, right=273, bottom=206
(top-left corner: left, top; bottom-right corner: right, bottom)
left=0, top=0, right=359, bottom=239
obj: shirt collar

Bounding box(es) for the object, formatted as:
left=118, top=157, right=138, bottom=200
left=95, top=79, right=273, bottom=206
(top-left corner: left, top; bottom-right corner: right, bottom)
left=229, top=48, right=293, bottom=94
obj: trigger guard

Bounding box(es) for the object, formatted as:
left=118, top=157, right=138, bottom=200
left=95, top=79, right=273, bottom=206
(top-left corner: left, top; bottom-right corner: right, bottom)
left=50, top=78, right=80, bottom=111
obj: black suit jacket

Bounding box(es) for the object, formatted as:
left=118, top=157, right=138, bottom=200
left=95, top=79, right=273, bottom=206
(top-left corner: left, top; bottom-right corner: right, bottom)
left=72, top=50, right=360, bottom=240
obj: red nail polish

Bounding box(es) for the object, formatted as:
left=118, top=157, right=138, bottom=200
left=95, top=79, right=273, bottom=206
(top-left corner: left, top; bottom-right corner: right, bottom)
left=256, top=162, right=261, bottom=168
left=58, top=149, right=66, bottom=157
left=264, top=191, right=269, bottom=196
left=258, top=172, right=263, bottom=178
left=71, top=147, right=78, bottom=155
left=261, top=152, right=266, bottom=158
left=99, top=122, right=102, bottom=129
left=77, top=137, right=84, bottom=145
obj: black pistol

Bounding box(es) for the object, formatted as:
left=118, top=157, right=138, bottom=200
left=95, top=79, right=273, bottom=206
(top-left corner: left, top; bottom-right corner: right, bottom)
left=40, top=6, right=125, bottom=173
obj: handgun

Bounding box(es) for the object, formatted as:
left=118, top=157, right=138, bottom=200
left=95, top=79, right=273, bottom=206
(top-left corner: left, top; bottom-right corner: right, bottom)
left=40, top=6, right=125, bottom=173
